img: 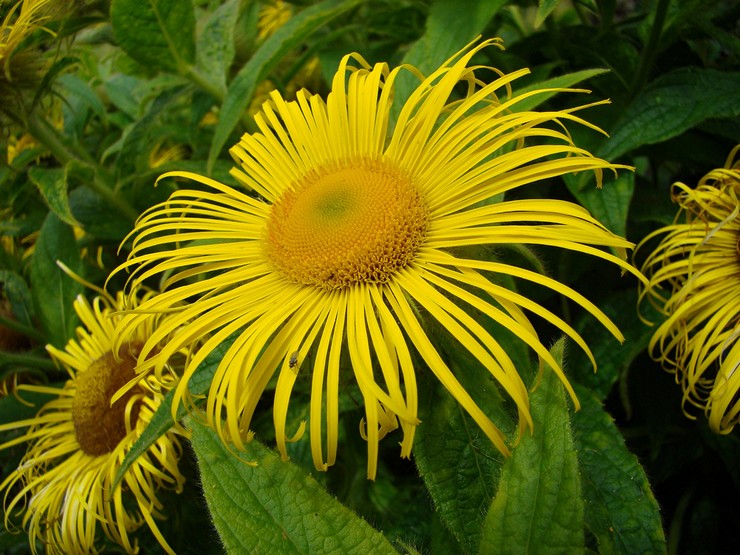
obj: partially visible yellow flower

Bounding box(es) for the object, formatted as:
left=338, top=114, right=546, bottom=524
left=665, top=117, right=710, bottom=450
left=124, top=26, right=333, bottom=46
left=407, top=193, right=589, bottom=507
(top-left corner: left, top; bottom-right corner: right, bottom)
left=0, top=0, right=56, bottom=78
left=248, top=3, right=323, bottom=117
left=639, top=146, right=740, bottom=433
left=6, top=131, right=39, bottom=163
left=0, top=291, right=185, bottom=554
left=257, top=0, right=292, bottom=41
left=115, top=38, right=642, bottom=479
left=148, top=140, right=188, bottom=169
left=6, top=101, right=62, bottom=163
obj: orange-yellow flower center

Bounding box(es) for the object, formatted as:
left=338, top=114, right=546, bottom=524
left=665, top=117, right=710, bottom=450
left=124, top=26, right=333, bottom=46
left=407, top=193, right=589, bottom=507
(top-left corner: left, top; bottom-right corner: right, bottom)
left=265, top=158, right=428, bottom=289
left=72, top=343, right=143, bottom=456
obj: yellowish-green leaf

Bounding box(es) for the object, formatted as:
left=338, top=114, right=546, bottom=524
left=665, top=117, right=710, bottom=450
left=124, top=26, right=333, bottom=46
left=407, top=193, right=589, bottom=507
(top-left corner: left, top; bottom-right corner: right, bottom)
left=572, top=384, right=667, bottom=554
left=110, top=0, right=196, bottom=73
left=28, top=167, right=79, bottom=227
left=29, top=214, right=84, bottom=348
left=190, top=419, right=397, bottom=554
left=479, top=339, right=584, bottom=554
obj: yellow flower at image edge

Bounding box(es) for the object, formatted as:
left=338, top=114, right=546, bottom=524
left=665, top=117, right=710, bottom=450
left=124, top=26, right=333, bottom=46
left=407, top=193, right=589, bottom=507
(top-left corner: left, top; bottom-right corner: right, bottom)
left=639, top=146, right=740, bottom=433
left=0, top=293, right=184, bottom=555
left=117, top=38, right=642, bottom=479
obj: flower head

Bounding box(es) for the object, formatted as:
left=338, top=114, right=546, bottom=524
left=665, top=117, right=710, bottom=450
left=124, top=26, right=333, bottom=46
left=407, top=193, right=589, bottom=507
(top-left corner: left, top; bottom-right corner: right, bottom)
left=116, top=38, right=640, bottom=479
left=0, top=291, right=184, bottom=554
left=639, top=146, right=740, bottom=433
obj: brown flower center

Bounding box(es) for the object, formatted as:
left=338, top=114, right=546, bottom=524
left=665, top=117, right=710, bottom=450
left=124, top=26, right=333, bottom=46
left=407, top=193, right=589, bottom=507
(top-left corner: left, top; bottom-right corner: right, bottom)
left=72, top=342, right=143, bottom=456
left=264, top=158, right=428, bottom=289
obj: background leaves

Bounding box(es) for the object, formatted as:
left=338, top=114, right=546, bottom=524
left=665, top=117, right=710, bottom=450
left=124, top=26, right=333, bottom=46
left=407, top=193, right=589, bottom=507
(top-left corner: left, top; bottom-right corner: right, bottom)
left=1, top=0, right=738, bottom=553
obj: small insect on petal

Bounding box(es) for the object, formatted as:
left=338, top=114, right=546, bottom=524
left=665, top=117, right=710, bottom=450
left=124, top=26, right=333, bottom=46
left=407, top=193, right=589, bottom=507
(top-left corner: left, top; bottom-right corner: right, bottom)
left=288, top=351, right=299, bottom=370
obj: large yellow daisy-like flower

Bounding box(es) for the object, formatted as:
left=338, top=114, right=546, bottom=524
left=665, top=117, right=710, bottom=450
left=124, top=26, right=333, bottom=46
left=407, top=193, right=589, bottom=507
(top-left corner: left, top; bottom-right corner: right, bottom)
left=639, top=146, right=740, bottom=433
left=116, top=38, right=640, bottom=479
left=0, top=292, right=184, bottom=554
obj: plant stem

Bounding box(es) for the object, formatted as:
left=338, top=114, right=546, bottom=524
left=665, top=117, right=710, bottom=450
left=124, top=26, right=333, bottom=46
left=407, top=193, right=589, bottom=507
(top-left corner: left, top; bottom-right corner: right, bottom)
left=0, top=315, right=46, bottom=343
left=628, top=0, right=670, bottom=100
left=0, top=351, right=56, bottom=371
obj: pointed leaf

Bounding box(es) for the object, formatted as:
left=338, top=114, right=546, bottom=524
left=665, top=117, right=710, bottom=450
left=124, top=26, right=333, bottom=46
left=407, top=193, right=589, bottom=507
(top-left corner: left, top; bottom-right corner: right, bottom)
left=572, top=384, right=667, bottom=554
left=110, top=0, right=196, bottom=73
left=414, top=311, right=524, bottom=552
left=189, top=419, right=397, bottom=554
left=29, top=214, right=84, bottom=348
left=28, top=167, right=79, bottom=227
left=535, top=0, right=561, bottom=28
left=0, top=270, right=34, bottom=326
left=598, top=68, right=740, bottom=163
left=208, top=0, right=365, bottom=171
left=195, top=0, right=240, bottom=96
left=479, top=340, right=584, bottom=554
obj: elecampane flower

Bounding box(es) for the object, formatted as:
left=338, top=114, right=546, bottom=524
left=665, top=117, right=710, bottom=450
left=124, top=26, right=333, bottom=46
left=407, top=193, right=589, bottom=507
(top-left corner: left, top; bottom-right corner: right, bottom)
left=639, top=146, right=740, bottom=433
left=0, top=292, right=184, bottom=554
left=116, top=39, right=640, bottom=479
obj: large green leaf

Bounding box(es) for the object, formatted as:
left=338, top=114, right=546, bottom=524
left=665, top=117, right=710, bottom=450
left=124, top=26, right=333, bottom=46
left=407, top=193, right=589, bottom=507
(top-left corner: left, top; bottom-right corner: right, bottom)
left=28, top=166, right=79, bottom=227
left=195, top=0, right=240, bottom=96
left=414, top=376, right=509, bottom=553
left=390, top=0, right=507, bottom=126
left=479, top=340, right=584, bottom=554
left=29, top=214, right=85, bottom=348
left=598, top=68, right=740, bottom=164
left=190, top=419, right=397, bottom=554
left=572, top=384, right=667, bottom=554
left=414, top=292, right=526, bottom=552
left=110, top=0, right=196, bottom=73
left=208, top=0, right=365, bottom=171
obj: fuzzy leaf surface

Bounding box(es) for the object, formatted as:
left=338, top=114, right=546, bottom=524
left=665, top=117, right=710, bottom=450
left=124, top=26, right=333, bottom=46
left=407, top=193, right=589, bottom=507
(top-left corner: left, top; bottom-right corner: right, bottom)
left=479, top=341, right=584, bottom=554
left=190, top=419, right=396, bottom=554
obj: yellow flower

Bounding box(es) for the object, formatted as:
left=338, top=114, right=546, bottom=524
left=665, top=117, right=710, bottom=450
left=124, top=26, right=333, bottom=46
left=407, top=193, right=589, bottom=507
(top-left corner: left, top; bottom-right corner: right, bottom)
left=0, top=292, right=185, bottom=554
left=638, top=146, right=740, bottom=433
left=257, top=0, right=292, bottom=41
left=116, top=38, right=640, bottom=479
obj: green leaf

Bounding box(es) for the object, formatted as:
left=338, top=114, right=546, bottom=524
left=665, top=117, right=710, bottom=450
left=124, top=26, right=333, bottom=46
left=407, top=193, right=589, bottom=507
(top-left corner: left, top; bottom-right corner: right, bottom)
left=115, top=85, right=187, bottom=181
left=390, top=0, right=507, bottom=127
left=568, top=288, right=658, bottom=401
left=511, top=68, right=610, bottom=112
left=28, top=167, right=79, bottom=227
left=415, top=376, right=508, bottom=553
left=190, top=419, right=397, bottom=554
left=0, top=271, right=34, bottom=326
left=29, top=214, right=85, bottom=348
left=68, top=187, right=132, bottom=242
left=110, top=0, right=196, bottom=73
left=535, top=0, right=561, bottom=28
left=479, top=340, right=584, bottom=555
left=601, top=68, right=740, bottom=164
left=208, top=0, right=365, bottom=171
left=568, top=170, right=634, bottom=237
left=195, top=0, right=240, bottom=96
left=572, top=384, right=667, bottom=554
